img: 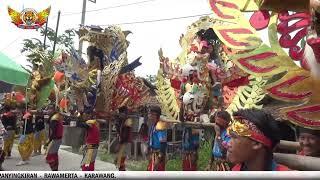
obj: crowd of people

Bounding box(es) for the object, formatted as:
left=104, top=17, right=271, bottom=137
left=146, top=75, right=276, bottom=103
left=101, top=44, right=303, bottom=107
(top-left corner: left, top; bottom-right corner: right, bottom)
left=0, top=96, right=320, bottom=172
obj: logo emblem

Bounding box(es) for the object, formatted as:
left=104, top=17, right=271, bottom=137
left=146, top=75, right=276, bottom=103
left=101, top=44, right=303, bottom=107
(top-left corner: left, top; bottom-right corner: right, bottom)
left=8, top=6, right=51, bottom=29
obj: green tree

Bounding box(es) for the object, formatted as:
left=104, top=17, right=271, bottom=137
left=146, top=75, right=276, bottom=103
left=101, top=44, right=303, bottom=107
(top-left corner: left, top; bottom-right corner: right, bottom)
left=21, top=27, right=76, bottom=76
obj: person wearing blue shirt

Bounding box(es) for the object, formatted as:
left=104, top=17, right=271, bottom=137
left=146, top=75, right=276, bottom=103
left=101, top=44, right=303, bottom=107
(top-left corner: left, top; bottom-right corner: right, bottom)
left=205, top=110, right=232, bottom=171
left=147, top=106, right=167, bottom=171
left=182, top=127, right=199, bottom=171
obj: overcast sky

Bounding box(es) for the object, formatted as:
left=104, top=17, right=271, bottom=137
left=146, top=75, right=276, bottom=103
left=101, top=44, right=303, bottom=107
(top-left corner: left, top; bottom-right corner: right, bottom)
left=0, top=0, right=212, bottom=77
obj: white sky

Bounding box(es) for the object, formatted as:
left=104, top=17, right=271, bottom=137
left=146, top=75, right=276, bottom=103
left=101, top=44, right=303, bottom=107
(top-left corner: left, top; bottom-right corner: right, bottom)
left=0, top=0, right=212, bottom=77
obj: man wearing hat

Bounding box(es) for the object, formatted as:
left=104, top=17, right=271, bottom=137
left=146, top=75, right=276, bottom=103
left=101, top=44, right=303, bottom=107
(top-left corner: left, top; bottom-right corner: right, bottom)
left=297, top=127, right=320, bottom=157
left=147, top=106, right=167, bottom=171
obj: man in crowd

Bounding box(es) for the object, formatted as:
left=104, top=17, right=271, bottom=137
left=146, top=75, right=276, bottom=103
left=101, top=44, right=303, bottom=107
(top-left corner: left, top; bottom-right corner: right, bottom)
left=17, top=109, right=35, bottom=166
left=76, top=113, right=106, bottom=171
left=297, top=127, right=320, bottom=157
left=227, top=108, right=290, bottom=171
left=182, top=126, right=199, bottom=171
left=147, top=106, right=167, bottom=171
left=1, top=104, right=17, bottom=159
left=114, top=106, right=132, bottom=171
left=0, top=114, right=6, bottom=170
left=206, top=110, right=231, bottom=171
left=44, top=110, right=64, bottom=171
left=33, top=110, right=46, bottom=156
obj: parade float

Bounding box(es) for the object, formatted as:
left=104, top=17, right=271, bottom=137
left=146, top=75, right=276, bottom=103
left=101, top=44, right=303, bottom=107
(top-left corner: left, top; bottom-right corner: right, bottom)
left=157, top=0, right=320, bottom=130
left=52, top=25, right=155, bottom=150
left=155, top=0, right=320, bottom=170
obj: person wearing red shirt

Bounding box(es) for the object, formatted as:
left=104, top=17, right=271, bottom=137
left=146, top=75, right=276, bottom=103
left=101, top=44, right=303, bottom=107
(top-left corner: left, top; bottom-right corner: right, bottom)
left=1, top=105, right=17, bottom=159
left=114, top=106, right=133, bottom=171
left=227, top=109, right=290, bottom=171
left=76, top=113, right=106, bottom=171
left=44, top=112, right=64, bottom=171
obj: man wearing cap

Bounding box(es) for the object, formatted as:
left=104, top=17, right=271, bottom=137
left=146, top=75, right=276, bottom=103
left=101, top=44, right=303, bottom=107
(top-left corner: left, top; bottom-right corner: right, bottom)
left=147, top=106, right=167, bottom=171
left=297, top=127, right=320, bottom=157
left=227, top=108, right=290, bottom=171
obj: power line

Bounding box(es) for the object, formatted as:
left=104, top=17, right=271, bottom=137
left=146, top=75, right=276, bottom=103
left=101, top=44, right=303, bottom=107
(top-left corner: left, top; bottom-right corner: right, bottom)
left=98, top=13, right=212, bottom=26
left=50, top=0, right=157, bottom=18
left=0, top=35, right=24, bottom=52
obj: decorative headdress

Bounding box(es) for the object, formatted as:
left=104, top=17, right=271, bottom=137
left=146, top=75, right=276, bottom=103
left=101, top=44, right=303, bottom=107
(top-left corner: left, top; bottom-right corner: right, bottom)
left=228, top=116, right=273, bottom=149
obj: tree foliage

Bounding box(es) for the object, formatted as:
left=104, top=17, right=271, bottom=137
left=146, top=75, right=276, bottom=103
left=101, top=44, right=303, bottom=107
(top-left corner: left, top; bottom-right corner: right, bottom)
left=21, top=27, right=76, bottom=76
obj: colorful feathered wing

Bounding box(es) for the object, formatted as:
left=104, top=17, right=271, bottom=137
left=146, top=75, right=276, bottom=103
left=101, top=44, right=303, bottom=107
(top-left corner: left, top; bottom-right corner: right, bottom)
left=8, top=6, right=23, bottom=27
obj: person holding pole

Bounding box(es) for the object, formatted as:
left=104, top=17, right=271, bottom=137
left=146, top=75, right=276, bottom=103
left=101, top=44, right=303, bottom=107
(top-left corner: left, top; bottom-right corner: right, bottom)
left=17, top=107, right=35, bottom=166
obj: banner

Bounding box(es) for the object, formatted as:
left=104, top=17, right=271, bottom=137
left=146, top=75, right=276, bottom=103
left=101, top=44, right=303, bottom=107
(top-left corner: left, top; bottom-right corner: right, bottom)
left=0, top=171, right=319, bottom=179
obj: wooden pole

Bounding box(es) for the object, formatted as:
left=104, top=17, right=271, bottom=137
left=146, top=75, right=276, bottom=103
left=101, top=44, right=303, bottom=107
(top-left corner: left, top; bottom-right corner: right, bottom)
left=160, top=117, right=216, bottom=128
left=274, top=153, right=320, bottom=171
left=52, top=11, right=61, bottom=56
left=78, top=0, right=87, bottom=55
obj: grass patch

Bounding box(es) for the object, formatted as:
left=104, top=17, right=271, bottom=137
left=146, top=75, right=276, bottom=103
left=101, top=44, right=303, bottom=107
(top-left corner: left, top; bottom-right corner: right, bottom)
left=98, top=140, right=212, bottom=171
left=99, top=151, right=148, bottom=171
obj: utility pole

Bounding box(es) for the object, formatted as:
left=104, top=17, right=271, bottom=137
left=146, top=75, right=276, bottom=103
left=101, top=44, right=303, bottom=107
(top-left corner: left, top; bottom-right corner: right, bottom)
left=52, top=11, right=61, bottom=56
left=78, top=0, right=96, bottom=56
left=43, top=17, right=49, bottom=50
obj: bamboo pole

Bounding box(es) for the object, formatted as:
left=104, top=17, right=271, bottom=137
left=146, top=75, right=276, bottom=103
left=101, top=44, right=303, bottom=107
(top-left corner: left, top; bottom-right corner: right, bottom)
left=274, top=153, right=320, bottom=171
left=277, top=140, right=300, bottom=151
left=160, top=116, right=216, bottom=128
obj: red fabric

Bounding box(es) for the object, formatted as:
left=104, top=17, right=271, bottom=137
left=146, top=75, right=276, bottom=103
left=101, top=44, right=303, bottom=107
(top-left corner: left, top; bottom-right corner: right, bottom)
left=86, top=123, right=100, bottom=145
left=82, top=162, right=95, bottom=171
left=170, top=78, right=182, bottom=90
left=307, top=37, right=320, bottom=63
left=147, top=160, right=165, bottom=171
left=142, top=135, right=148, bottom=142
left=223, top=76, right=250, bottom=88
left=182, top=157, right=197, bottom=171
left=46, top=153, right=58, bottom=163
left=119, top=157, right=126, bottom=171
left=3, top=112, right=13, bottom=117
left=232, top=163, right=290, bottom=171
left=59, top=99, right=69, bottom=109
left=55, top=120, right=64, bottom=139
